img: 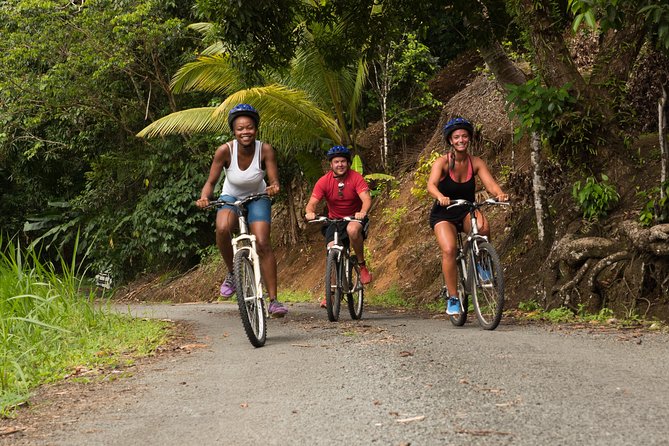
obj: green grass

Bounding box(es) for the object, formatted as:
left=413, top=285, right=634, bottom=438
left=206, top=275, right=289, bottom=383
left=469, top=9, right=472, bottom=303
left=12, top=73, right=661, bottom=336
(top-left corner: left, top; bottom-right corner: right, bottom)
left=278, top=289, right=313, bottom=303
left=516, top=299, right=667, bottom=329
left=0, top=238, right=170, bottom=416
left=367, top=285, right=413, bottom=308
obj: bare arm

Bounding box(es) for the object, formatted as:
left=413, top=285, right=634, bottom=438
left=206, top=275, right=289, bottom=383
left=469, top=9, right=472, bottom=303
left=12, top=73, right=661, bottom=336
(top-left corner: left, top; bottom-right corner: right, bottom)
left=304, top=195, right=321, bottom=221
left=473, top=156, right=508, bottom=201
left=262, top=142, right=280, bottom=196
left=355, top=189, right=372, bottom=220
left=195, top=144, right=229, bottom=208
left=427, top=155, right=450, bottom=206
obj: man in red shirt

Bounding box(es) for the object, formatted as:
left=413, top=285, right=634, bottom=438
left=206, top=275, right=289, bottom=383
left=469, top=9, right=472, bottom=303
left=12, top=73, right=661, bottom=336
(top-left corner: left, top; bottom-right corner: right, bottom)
left=305, top=146, right=373, bottom=295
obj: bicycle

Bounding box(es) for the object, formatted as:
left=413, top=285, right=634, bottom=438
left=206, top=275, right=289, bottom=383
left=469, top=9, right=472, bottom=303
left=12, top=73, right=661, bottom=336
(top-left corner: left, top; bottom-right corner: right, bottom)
left=309, top=216, right=364, bottom=322
left=206, top=193, right=269, bottom=347
left=443, top=198, right=510, bottom=330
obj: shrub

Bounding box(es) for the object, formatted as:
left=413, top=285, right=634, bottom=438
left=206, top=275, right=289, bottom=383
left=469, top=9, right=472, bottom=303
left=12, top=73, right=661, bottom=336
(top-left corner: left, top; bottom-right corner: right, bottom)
left=637, top=180, right=669, bottom=226
left=572, top=174, right=620, bottom=220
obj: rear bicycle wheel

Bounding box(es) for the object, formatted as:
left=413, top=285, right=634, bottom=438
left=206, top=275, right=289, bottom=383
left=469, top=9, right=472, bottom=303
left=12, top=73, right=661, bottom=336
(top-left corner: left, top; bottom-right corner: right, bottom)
left=325, top=249, right=342, bottom=322
left=234, top=249, right=266, bottom=347
left=449, top=259, right=469, bottom=326
left=471, top=242, right=504, bottom=330
left=347, top=256, right=364, bottom=320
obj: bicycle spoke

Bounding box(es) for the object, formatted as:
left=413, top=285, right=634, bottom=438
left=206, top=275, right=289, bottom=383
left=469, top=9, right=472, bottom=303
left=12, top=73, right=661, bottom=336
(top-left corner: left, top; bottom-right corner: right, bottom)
left=325, top=250, right=341, bottom=322
left=234, top=250, right=266, bottom=347
left=471, top=242, right=504, bottom=330
left=347, top=258, right=364, bottom=320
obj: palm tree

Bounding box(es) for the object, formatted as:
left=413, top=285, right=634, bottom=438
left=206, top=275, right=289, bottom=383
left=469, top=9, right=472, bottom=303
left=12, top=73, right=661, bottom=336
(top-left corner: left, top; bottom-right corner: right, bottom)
left=137, top=22, right=368, bottom=243
left=138, top=23, right=367, bottom=144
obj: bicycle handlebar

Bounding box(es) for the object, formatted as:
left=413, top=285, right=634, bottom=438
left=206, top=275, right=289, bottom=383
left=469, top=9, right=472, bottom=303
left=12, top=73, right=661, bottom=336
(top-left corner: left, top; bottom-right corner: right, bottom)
left=204, top=192, right=269, bottom=210
left=308, top=216, right=364, bottom=224
left=445, top=198, right=511, bottom=211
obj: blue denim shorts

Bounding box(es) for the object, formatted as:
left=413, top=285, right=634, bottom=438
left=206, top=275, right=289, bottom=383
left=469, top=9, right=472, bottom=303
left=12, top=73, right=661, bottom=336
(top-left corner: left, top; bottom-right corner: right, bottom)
left=217, top=194, right=271, bottom=224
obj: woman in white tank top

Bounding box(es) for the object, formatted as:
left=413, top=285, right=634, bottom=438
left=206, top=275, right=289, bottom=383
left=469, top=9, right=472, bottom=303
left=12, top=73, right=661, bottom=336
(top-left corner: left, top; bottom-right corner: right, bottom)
left=195, top=104, right=287, bottom=316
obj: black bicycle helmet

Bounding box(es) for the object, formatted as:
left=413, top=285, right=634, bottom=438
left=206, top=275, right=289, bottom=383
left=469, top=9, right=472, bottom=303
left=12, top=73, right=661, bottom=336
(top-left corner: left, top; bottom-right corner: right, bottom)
left=326, top=145, right=352, bottom=162
left=227, top=103, right=260, bottom=130
left=442, top=117, right=474, bottom=143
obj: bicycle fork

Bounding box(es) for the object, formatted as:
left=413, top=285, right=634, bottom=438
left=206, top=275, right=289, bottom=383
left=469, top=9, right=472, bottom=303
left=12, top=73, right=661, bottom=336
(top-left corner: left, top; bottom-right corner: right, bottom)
left=327, top=245, right=347, bottom=293
left=232, top=233, right=267, bottom=317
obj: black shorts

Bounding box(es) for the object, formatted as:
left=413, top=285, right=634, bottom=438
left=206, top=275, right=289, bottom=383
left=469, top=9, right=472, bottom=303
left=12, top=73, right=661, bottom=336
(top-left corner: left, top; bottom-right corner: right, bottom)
left=429, top=202, right=468, bottom=231
left=432, top=217, right=465, bottom=233
left=322, top=217, right=370, bottom=245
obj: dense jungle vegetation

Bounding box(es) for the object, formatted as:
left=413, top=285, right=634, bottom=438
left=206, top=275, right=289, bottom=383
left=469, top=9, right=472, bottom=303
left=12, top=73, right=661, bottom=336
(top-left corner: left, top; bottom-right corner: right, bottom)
left=1, top=0, right=669, bottom=318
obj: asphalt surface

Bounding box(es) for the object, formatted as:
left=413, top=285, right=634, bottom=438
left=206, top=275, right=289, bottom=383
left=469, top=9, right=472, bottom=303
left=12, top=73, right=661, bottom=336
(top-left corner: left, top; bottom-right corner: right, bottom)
left=11, top=302, right=669, bottom=445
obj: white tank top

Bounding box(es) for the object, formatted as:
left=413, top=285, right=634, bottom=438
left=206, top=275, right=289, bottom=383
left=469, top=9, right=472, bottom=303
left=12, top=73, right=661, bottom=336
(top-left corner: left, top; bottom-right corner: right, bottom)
left=221, top=140, right=266, bottom=198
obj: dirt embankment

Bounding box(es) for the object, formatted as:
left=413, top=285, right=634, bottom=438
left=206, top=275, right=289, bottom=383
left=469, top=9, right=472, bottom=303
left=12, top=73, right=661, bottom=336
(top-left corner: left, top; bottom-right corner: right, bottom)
left=119, top=51, right=669, bottom=322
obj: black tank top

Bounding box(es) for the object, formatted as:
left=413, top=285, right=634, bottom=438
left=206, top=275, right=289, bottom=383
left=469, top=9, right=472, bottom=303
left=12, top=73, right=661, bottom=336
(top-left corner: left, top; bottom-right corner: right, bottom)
left=429, top=154, right=475, bottom=229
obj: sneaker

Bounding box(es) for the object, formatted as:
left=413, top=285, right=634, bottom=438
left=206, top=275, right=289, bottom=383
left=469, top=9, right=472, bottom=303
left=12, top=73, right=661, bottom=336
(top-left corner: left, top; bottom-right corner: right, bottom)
left=359, top=265, right=372, bottom=285
left=446, top=296, right=461, bottom=315
left=477, top=264, right=491, bottom=282
left=220, top=272, right=236, bottom=297
left=320, top=298, right=327, bottom=308
left=268, top=299, right=288, bottom=317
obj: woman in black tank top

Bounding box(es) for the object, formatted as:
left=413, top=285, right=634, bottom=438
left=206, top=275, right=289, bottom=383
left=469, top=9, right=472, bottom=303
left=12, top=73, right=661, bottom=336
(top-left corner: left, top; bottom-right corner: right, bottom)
left=426, top=117, right=508, bottom=316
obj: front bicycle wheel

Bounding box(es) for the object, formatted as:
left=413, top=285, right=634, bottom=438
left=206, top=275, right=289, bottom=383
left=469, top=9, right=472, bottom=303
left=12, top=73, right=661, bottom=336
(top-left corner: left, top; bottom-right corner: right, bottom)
left=470, top=242, right=504, bottom=330
left=234, top=249, right=266, bottom=347
left=325, top=249, right=342, bottom=322
left=347, top=256, right=364, bottom=320
left=449, top=258, right=469, bottom=326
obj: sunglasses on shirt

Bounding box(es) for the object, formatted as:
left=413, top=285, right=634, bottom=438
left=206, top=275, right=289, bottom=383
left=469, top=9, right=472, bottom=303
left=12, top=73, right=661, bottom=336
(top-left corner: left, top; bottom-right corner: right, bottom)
left=338, top=181, right=344, bottom=197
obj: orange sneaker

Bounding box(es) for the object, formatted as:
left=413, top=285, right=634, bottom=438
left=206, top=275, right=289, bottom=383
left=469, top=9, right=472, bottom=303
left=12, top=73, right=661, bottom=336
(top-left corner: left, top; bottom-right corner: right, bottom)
left=320, top=298, right=327, bottom=308
left=359, top=265, right=372, bottom=285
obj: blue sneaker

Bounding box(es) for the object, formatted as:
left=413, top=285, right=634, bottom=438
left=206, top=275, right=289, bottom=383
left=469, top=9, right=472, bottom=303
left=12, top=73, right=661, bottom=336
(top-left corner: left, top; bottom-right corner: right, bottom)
left=446, top=296, right=461, bottom=315
left=477, top=264, right=491, bottom=282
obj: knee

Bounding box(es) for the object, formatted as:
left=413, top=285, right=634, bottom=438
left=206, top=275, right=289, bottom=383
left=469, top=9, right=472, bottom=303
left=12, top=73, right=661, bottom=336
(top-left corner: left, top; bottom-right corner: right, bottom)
left=216, top=225, right=232, bottom=239
left=440, top=245, right=457, bottom=259
left=255, top=238, right=273, bottom=257
left=347, top=224, right=362, bottom=239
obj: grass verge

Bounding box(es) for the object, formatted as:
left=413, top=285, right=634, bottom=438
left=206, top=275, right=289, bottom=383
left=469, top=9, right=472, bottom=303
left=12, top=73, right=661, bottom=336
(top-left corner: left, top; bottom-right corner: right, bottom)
left=0, top=238, right=170, bottom=416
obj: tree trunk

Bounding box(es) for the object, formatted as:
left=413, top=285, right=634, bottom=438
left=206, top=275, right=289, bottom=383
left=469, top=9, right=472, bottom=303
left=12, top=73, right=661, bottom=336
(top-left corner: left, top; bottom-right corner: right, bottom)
left=478, top=38, right=527, bottom=88
left=515, top=0, right=587, bottom=92
left=530, top=132, right=545, bottom=242
left=660, top=86, right=668, bottom=200
left=589, top=4, right=647, bottom=95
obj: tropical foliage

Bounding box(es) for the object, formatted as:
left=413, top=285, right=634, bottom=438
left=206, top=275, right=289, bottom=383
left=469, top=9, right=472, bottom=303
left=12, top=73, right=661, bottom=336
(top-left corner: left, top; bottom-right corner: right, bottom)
left=1, top=0, right=668, bottom=286
left=0, top=237, right=168, bottom=414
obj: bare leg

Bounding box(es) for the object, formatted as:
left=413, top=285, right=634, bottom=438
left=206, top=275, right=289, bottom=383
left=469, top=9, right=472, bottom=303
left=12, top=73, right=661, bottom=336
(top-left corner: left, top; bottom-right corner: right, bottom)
left=346, top=222, right=366, bottom=264
left=216, top=209, right=238, bottom=272
left=433, top=221, right=458, bottom=296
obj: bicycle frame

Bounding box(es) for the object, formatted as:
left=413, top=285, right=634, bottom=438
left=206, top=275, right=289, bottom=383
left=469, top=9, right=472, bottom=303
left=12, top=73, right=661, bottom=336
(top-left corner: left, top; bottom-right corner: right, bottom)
left=210, top=194, right=268, bottom=316
left=309, top=216, right=365, bottom=321
left=231, top=215, right=265, bottom=314
left=460, top=205, right=491, bottom=288
left=446, top=198, right=510, bottom=330
left=311, top=216, right=360, bottom=294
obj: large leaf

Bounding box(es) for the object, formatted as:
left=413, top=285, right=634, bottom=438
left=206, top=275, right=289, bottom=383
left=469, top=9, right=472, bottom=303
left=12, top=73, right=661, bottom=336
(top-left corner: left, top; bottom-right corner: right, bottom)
left=171, top=55, right=247, bottom=94
left=136, top=107, right=226, bottom=138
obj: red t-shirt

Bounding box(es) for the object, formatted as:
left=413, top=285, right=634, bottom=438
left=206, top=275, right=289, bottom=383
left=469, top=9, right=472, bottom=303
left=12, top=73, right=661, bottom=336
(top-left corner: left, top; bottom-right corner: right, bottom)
left=311, top=170, right=370, bottom=218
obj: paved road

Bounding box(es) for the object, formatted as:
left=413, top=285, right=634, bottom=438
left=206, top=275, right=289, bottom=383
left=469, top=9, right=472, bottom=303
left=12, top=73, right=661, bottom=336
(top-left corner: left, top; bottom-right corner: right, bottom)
left=9, top=302, right=669, bottom=445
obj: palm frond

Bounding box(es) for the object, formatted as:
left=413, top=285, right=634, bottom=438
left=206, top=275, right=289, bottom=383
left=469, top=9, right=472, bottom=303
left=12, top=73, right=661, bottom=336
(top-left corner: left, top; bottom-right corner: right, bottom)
left=170, top=55, right=246, bottom=94
left=136, top=108, right=226, bottom=138
left=200, top=41, right=226, bottom=56
left=349, top=58, right=369, bottom=128
left=287, top=45, right=333, bottom=107
left=214, top=85, right=342, bottom=151
left=188, top=22, right=214, bottom=34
